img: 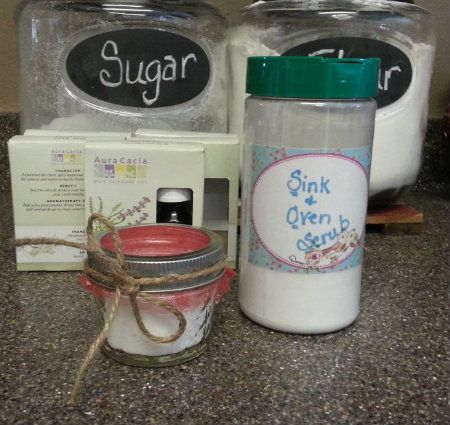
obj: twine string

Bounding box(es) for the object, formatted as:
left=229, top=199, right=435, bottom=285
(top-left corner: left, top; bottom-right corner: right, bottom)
left=130, top=294, right=187, bottom=344
left=69, top=286, right=122, bottom=406
left=11, top=213, right=226, bottom=404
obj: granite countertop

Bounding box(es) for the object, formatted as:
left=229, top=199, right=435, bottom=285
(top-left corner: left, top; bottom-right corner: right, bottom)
left=0, top=115, right=449, bottom=424
left=1, top=188, right=448, bottom=425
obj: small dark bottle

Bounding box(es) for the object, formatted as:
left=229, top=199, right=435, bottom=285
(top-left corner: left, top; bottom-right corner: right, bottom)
left=157, top=189, right=193, bottom=225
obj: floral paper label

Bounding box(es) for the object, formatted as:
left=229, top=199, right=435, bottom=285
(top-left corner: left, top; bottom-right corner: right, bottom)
left=249, top=145, right=371, bottom=274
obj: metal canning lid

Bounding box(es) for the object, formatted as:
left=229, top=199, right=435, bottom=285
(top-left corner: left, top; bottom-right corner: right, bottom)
left=88, top=224, right=224, bottom=293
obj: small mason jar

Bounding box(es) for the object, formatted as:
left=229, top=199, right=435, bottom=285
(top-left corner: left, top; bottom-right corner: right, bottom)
left=16, top=0, right=228, bottom=133
left=81, top=224, right=231, bottom=366
left=229, top=0, right=435, bottom=205
left=240, top=56, right=379, bottom=333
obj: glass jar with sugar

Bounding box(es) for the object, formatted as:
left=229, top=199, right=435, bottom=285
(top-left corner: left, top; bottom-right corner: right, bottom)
left=16, top=0, right=228, bottom=133
left=229, top=0, right=435, bottom=205
left=240, top=56, right=379, bottom=333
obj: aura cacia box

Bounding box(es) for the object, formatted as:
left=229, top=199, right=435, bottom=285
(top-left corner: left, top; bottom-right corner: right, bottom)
left=24, top=129, right=131, bottom=137
left=8, top=134, right=127, bottom=271
left=84, top=141, right=205, bottom=232
left=132, top=130, right=240, bottom=264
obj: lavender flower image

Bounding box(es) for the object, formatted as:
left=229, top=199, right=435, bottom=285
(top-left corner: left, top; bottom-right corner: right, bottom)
left=134, top=212, right=149, bottom=225
left=89, top=196, right=152, bottom=233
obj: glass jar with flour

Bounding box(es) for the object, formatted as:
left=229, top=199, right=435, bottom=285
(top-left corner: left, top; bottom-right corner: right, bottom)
left=16, top=0, right=228, bottom=132
left=229, top=0, right=435, bottom=205
left=240, top=56, right=379, bottom=333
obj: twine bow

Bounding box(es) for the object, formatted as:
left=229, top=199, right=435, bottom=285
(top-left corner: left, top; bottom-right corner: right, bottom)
left=11, top=214, right=227, bottom=405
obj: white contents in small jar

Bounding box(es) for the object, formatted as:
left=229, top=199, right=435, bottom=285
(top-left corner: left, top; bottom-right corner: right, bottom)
left=82, top=224, right=231, bottom=366
left=104, top=293, right=214, bottom=357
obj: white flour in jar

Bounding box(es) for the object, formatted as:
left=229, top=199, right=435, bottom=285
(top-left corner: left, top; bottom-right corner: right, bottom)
left=370, top=43, right=435, bottom=197
left=229, top=24, right=435, bottom=199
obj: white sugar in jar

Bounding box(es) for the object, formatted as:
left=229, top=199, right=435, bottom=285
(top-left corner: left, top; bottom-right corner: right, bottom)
left=16, top=0, right=228, bottom=133
left=240, top=57, right=379, bottom=333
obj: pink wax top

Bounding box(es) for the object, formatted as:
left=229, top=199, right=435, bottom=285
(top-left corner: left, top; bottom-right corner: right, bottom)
left=100, top=225, right=212, bottom=258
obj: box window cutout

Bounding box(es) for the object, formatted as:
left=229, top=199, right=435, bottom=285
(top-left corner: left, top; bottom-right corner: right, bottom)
left=202, top=178, right=229, bottom=231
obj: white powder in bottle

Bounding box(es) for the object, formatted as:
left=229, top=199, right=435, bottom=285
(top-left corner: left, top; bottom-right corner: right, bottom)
left=239, top=63, right=377, bottom=334
left=239, top=264, right=362, bottom=334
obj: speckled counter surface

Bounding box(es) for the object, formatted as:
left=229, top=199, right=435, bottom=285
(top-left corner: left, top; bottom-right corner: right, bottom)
left=0, top=188, right=448, bottom=425
left=0, top=115, right=449, bottom=424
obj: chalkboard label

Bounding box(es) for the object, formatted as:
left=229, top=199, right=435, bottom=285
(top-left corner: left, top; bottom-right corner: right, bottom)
left=283, top=37, right=412, bottom=108
left=65, top=29, right=211, bottom=108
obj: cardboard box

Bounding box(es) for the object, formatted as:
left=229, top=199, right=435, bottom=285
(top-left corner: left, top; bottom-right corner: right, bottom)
left=84, top=141, right=205, bottom=232
left=8, top=134, right=126, bottom=271
left=25, top=129, right=132, bottom=137
left=130, top=131, right=240, bottom=265
left=9, top=130, right=240, bottom=270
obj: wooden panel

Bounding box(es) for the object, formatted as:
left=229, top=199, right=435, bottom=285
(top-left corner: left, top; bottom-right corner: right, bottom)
left=367, top=202, right=423, bottom=235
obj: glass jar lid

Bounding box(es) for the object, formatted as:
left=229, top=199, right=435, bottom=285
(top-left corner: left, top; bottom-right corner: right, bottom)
left=88, top=224, right=224, bottom=292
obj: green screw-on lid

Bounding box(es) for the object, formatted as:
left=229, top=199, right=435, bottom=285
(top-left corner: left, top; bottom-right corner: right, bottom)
left=246, top=56, right=380, bottom=99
